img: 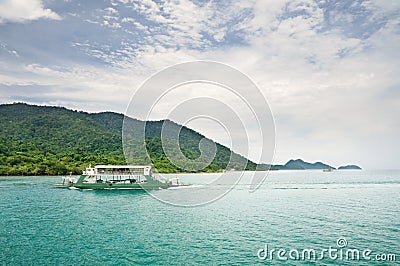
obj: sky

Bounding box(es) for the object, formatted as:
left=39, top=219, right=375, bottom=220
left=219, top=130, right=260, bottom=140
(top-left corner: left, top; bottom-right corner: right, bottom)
left=0, top=0, right=399, bottom=169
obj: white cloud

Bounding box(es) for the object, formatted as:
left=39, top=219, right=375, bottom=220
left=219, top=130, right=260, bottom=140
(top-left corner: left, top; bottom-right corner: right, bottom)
left=104, top=7, right=118, bottom=15
left=102, top=20, right=121, bottom=29
left=0, top=62, right=145, bottom=113
left=213, top=28, right=227, bottom=42
left=0, top=0, right=61, bottom=24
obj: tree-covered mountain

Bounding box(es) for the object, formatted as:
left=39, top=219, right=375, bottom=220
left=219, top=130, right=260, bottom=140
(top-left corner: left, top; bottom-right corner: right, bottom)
left=338, top=165, right=362, bottom=170
left=0, top=103, right=257, bottom=175
left=274, top=159, right=335, bottom=170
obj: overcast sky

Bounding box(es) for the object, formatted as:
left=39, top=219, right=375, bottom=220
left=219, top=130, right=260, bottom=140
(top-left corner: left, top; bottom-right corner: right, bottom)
left=0, top=0, right=399, bottom=169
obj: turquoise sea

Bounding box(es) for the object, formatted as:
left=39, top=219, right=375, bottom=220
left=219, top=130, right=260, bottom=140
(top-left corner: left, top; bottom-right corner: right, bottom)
left=0, top=170, right=399, bottom=265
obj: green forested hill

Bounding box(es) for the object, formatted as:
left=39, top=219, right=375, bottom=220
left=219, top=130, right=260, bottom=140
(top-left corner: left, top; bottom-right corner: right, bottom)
left=0, top=103, right=256, bottom=175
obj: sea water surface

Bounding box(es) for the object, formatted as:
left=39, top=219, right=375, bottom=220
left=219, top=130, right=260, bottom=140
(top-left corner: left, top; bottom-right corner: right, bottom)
left=0, top=170, right=399, bottom=265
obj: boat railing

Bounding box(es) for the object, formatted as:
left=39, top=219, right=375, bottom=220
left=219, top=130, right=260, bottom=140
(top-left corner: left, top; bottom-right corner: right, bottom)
left=62, top=176, right=77, bottom=184
left=97, top=171, right=145, bottom=175
left=167, top=177, right=181, bottom=185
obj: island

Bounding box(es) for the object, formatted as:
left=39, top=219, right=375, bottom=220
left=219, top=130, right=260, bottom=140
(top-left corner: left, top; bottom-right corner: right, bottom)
left=272, top=159, right=335, bottom=170
left=338, top=165, right=362, bottom=170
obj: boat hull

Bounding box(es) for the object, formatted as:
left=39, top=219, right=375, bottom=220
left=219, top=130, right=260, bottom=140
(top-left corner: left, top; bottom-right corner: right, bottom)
left=62, top=173, right=172, bottom=190
left=73, top=182, right=170, bottom=190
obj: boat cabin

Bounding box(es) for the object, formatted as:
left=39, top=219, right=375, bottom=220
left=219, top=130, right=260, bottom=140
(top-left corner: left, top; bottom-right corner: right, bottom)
left=82, top=165, right=154, bottom=184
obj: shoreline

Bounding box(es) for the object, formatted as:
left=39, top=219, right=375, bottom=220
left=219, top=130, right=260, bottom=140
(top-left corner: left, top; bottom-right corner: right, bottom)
left=0, top=168, right=368, bottom=177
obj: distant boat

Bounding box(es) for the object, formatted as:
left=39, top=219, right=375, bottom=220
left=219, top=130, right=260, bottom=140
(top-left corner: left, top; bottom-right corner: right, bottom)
left=60, top=165, right=186, bottom=190
left=323, top=167, right=334, bottom=172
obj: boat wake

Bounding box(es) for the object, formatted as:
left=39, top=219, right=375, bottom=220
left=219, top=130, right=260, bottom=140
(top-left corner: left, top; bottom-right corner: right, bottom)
left=167, top=184, right=203, bottom=190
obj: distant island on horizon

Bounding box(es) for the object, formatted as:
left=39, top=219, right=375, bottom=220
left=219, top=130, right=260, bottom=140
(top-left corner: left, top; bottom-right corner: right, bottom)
left=0, top=103, right=361, bottom=176
left=269, top=159, right=362, bottom=171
